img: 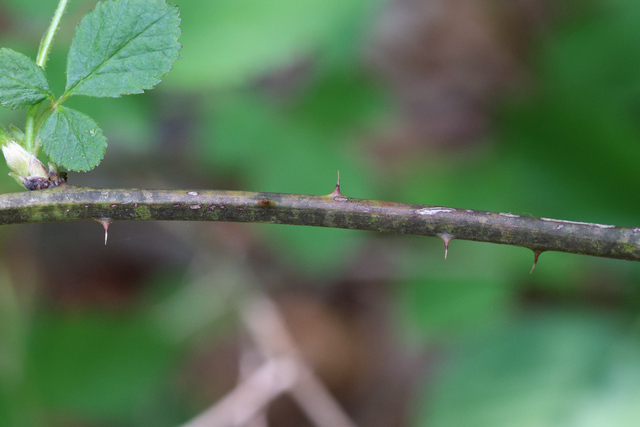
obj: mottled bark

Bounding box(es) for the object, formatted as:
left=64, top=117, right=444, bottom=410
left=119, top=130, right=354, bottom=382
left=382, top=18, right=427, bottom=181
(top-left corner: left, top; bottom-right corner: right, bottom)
left=0, top=185, right=638, bottom=262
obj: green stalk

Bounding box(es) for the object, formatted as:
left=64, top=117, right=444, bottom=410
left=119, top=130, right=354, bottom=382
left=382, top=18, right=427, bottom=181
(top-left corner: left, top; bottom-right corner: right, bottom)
left=23, top=106, right=39, bottom=154
left=36, top=0, right=70, bottom=68
left=24, top=0, right=70, bottom=154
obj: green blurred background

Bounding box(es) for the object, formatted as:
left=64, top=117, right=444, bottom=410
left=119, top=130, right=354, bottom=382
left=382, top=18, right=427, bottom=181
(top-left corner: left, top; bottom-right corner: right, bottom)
left=2, top=0, right=640, bottom=426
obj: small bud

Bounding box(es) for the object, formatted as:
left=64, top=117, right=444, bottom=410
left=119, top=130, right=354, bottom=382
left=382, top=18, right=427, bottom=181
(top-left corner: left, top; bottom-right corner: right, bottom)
left=28, top=155, right=48, bottom=179
left=2, top=141, right=31, bottom=178
left=2, top=141, right=49, bottom=190
left=47, top=162, right=67, bottom=185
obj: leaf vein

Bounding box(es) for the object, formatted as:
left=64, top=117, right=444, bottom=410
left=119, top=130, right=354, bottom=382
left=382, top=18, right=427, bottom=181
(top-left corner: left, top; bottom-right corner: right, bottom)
left=68, top=7, right=174, bottom=96
left=0, top=73, right=49, bottom=95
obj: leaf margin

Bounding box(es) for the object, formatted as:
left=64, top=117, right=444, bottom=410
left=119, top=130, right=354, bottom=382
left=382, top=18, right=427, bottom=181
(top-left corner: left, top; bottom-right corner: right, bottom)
left=39, top=106, right=107, bottom=172
left=0, top=48, right=54, bottom=109
left=63, top=0, right=182, bottom=99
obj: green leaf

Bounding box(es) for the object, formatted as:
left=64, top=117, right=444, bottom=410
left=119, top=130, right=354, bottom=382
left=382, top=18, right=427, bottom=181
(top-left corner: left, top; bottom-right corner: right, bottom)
left=65, top=0, right=181, bottom=98
left=0, top=48, right=53, bottom=109
left=39, top=106, right=106, bottom=171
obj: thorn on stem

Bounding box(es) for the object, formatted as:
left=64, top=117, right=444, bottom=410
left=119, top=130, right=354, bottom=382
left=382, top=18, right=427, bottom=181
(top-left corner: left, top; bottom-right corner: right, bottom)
left=329, top=170, right=348, bottom=201
left=438, top=234, right=452, bottom=259
left=95, top=218, right=111, bottom=245
left=530, top=250, right=542, bottom=274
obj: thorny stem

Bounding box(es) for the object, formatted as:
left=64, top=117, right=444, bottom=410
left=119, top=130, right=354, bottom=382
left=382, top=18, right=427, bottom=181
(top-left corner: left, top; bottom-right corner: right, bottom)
left=0, top=186, right=639, bottom=263
left=24, top=0, right=70, bottom=154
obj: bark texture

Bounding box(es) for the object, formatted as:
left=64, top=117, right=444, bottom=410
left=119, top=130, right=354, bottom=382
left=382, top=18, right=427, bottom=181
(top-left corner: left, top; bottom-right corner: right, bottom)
left=0, top=186, right=638, bottom=261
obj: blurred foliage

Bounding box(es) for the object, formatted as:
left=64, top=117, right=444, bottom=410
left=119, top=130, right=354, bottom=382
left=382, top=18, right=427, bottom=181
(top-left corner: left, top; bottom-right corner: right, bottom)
left=0, top=0, right=639, bottom=426
left=417, top=310, right=640, bottom=427
left=172, top=0, right=381, bottom=88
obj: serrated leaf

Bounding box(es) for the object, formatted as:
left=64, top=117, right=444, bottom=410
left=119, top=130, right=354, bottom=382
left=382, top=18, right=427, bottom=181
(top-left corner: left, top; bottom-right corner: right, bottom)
left=65, top=0, right=181, bottom=98
left=0, top=48, right=53, bottom=109
left=39, top=107, right=106, bottom=171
